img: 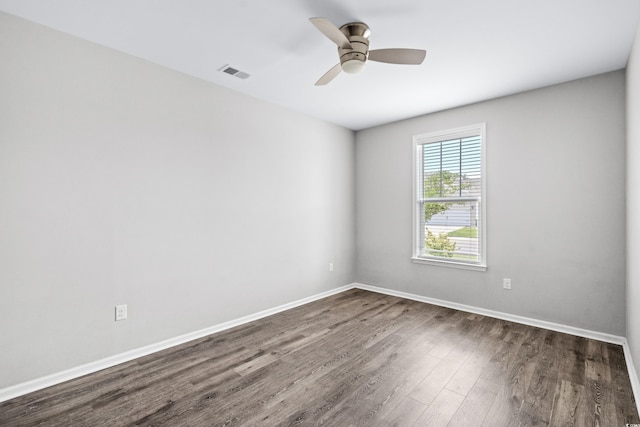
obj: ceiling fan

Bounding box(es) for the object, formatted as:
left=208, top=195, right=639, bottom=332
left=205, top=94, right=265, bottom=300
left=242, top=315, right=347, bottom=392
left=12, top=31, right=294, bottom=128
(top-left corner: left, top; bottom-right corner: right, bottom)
left=309, top=17, right=426, bottom=86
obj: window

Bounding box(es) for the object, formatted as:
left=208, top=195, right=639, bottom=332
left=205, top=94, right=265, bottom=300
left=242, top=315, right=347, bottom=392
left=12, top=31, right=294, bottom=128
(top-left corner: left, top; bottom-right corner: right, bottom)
left=412, top=124, right=486, bottom=271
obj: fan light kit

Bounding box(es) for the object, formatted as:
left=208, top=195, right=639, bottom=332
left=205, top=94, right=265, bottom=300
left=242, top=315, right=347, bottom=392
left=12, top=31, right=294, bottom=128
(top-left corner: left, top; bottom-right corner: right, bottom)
left=309, top=17, right=426, bottom=86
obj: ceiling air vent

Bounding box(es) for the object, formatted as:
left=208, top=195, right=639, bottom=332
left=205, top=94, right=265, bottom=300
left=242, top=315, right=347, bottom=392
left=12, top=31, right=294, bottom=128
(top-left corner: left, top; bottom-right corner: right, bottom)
left=218, top=64, right=250, bottom=80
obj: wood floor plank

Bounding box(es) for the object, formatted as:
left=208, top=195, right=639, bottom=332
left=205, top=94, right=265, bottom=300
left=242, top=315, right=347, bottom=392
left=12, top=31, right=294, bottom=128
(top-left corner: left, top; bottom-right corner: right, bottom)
left=377, top=396, right=426, bottom=427
left=1, top=289, right=638, bottom=426
left=413, top=388, right=465, bottom=426
left=448, top=377, right=500, bottom=426
left=479, top=327, right=527, bottom=385
left=374, top=353, right=442, bottom=422
left=408, top=341, right=474, bottom=406
left=557, top=334, right=587, bottom=386
left=496, top=325, right=547, bottom=424
left=444, top=340, right=495, bottom=396
left=608, top=342, right=640, bottom=424
left=518, top=330, right=561, bottom=426
left=583, top=339, right=616, bottom=427
left=481, top=383, right=525, bottom=427
left=549, top=379, right=589, bottom=427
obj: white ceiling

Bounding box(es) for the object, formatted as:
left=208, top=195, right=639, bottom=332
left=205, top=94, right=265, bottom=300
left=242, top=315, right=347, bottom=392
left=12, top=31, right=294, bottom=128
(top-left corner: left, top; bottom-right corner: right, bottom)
left=1, top=0, right=639, bottom=130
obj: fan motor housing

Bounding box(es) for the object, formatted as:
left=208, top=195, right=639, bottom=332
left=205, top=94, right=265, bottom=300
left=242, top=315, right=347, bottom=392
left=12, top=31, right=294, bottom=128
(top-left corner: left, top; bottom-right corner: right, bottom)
left=338, top=22, right=370, bottom=72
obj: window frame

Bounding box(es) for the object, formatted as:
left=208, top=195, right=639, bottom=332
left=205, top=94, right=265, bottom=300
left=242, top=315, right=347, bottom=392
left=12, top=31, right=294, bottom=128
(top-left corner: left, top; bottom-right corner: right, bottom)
left=411, top=123, right=487, bottom=271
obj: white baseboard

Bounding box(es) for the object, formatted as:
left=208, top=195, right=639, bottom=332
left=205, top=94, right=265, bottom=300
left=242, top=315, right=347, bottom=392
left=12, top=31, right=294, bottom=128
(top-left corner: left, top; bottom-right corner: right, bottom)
left=353, top=283, right=626, bottom=344
left=3, top=281, right=639, bottom=418
left=0, top=284, right=353, bottom=403
left=622, top=341, right=640, bottom=417
left=353, top=282, right=640, bottom=416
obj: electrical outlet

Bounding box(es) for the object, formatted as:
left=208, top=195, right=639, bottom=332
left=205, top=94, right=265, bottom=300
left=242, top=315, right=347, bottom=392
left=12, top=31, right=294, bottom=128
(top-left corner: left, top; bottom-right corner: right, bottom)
left=503, top=278, right=512, bottom=290
left=329, top=262, right=334, bottom=272
left=115, top=304, right=127, bottom=321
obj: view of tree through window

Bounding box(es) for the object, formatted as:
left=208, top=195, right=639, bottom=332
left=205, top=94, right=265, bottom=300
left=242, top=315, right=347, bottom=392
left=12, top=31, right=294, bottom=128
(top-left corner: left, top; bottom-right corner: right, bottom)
left=414, top=125, right=485, bottom=267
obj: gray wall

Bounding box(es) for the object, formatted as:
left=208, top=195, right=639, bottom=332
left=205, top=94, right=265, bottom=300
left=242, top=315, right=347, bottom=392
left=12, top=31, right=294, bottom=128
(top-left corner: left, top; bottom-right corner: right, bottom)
left=627, top=23, right=640, bottom=383
left=356, top=71, right=627, bottom=335
left=0, top=13, right=355, bottom=389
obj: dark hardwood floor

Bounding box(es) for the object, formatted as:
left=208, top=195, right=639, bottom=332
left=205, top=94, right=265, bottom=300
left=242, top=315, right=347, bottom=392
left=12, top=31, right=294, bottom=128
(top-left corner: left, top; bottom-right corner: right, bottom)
left=1, top=289, right=638, bottom=426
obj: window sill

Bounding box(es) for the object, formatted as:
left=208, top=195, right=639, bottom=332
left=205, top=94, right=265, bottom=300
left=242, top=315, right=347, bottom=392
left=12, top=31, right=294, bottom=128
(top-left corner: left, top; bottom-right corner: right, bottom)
left=411, top=257, right=487, bottom=272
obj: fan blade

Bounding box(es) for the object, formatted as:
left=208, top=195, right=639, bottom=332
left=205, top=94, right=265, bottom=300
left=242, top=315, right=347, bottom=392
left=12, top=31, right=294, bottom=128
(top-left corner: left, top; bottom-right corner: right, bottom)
left=309, top=17, right=352, bottom=49
left=315, top=63, right=342, bottom=86
left=368, top=48, right=426, bottom=65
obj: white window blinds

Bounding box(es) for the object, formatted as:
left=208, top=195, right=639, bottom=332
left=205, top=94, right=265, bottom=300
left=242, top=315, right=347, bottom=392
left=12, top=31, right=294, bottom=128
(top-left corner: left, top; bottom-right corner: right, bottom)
left=413, top=124, right=486, bottom=269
